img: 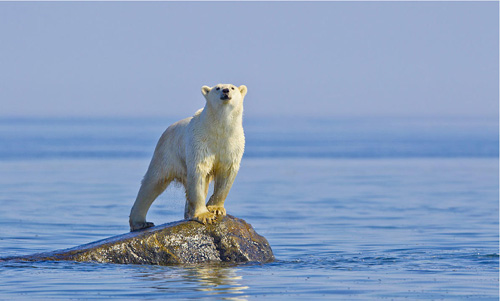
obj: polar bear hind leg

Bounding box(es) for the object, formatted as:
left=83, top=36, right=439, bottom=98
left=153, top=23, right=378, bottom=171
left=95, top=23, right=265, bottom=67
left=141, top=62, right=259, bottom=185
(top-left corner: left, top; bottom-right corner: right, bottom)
left=129, top=177, right=170, bottom=231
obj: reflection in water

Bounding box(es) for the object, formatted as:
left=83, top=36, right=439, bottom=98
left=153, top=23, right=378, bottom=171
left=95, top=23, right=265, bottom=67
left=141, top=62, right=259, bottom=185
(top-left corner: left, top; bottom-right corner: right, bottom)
left=185, top=265, right=249, bottom=298
left=133, top=264, right=249, bottom=299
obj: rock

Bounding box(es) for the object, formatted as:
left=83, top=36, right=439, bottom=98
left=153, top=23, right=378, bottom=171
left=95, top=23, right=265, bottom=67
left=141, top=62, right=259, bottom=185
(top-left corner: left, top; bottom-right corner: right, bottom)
left=2, top=215, right=274, bottom=265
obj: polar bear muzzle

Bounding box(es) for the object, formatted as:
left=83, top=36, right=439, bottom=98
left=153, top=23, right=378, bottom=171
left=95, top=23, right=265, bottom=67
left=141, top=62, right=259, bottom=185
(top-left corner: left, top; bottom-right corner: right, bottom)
left=220, top=88, right=231, bottom=101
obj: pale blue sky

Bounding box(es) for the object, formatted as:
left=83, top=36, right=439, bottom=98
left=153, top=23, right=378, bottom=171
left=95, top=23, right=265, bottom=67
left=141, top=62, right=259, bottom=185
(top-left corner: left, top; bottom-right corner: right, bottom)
left=0, top=1, right=498, bottom=118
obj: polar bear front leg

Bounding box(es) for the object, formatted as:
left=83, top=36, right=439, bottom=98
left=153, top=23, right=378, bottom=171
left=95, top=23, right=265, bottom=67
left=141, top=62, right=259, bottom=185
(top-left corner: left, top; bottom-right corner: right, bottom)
left=185, top=171, right=217, bottom=224
left=207, top=170, right=237, bottom=216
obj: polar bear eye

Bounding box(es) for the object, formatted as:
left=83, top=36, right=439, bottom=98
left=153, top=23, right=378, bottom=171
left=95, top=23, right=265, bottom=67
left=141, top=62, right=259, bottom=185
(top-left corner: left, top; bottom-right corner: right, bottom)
left=231, top=87, right=235, bottom=90
left=216, top=87, right=220, bottom=91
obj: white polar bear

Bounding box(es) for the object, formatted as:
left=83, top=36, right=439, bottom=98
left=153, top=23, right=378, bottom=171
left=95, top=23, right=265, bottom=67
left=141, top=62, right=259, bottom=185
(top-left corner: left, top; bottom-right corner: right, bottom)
left=129, top=84, right=247, bottom=231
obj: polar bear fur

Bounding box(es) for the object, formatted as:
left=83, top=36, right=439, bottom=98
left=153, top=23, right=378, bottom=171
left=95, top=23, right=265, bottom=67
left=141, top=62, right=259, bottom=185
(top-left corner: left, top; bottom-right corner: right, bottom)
left=129, top=84, right=247, bottom=231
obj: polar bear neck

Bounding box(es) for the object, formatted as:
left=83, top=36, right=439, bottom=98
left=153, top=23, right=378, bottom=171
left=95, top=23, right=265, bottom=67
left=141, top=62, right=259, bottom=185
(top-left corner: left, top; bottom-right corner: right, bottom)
left=200, top=102, right=243, bottom=132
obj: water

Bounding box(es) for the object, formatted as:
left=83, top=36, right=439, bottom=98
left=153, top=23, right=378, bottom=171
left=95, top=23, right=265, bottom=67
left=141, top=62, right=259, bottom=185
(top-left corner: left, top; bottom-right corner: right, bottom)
left=0, top=117, right=498, bottom=299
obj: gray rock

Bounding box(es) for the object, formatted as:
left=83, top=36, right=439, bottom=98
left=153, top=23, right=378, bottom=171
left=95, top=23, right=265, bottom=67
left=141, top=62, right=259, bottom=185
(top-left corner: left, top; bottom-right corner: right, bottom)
left=2, top=215, right=274, bottom=265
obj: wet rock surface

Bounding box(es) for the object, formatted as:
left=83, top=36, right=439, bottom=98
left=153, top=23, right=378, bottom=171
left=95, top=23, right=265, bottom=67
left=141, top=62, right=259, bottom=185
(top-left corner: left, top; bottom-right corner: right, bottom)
left=3, top=215, right=274, bottom=265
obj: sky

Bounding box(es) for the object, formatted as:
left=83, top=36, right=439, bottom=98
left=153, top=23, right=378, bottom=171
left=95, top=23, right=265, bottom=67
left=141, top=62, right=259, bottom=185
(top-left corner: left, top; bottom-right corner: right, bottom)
left=0, top=1, right=498, bottom=118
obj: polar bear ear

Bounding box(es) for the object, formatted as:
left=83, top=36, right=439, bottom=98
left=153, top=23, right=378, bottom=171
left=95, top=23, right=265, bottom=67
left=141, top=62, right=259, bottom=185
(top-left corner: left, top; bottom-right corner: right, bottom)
left=239, top=85, right=248, bottom=98
left=201, top=86, right=211, bottom=98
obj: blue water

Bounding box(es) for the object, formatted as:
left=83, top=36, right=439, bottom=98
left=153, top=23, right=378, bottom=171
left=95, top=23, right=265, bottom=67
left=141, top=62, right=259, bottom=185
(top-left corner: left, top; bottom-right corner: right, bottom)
left=0, top=117, right=498, bottom=299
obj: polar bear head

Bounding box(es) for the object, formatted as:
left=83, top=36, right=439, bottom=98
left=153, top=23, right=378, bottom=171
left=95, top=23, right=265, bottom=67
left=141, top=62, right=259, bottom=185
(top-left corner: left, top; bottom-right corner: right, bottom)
left=201, top=84, right=247, bottom=109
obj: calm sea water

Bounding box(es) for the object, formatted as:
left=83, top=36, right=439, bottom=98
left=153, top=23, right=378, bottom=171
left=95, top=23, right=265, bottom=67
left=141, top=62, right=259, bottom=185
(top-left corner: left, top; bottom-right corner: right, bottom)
left=0, top=117, right=498, bottom=299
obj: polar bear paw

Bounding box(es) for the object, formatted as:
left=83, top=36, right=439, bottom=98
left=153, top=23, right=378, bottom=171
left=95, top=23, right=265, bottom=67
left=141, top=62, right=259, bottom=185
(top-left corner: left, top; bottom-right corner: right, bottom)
left=192, top=211, right=217, bottom=225
left=130, top=221, right=155, bottom=232
left=207, top=205, right=226, bottom=216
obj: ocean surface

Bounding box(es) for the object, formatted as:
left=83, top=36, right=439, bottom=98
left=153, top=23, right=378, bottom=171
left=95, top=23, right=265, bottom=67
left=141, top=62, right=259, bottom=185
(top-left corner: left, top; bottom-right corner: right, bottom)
left=0, top=116, right=498, bottom=299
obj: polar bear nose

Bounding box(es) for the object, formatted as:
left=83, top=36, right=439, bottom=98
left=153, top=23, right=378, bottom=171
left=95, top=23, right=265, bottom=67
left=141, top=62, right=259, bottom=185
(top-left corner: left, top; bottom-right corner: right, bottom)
left=222, top=88, right=230, bottom=94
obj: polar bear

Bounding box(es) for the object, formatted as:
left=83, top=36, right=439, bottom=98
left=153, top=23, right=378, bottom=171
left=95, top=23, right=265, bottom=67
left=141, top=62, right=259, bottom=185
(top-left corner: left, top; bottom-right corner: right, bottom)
left=129, top=84, right=247, bottom=231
